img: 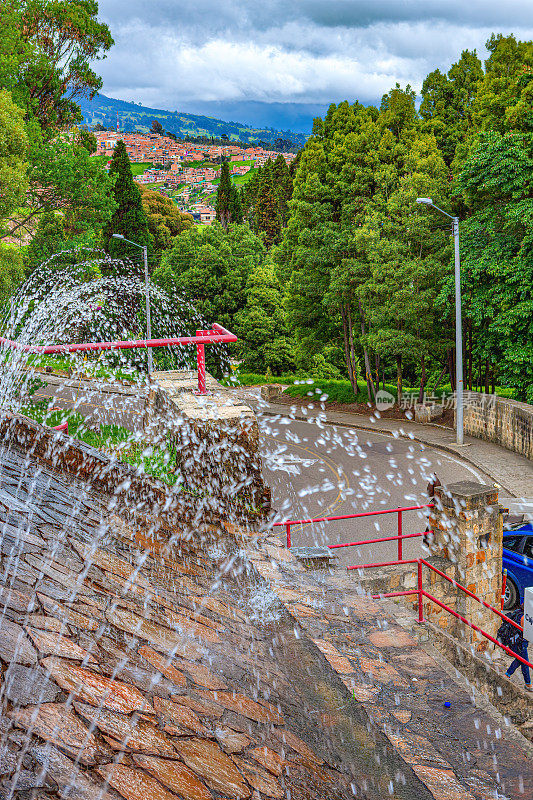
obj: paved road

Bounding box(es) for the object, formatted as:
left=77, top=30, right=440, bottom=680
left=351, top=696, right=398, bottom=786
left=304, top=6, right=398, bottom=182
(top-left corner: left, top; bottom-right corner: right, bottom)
left=257, top=411, right=491, bottom=568
left=32, top=379, right=144, bottom=430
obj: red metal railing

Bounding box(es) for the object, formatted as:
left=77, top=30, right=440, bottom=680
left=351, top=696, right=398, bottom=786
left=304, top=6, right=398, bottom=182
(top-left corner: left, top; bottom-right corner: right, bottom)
left=0, top=323, right=237, bottom=395
left=274, top=504, right=532, bottom=671
left=374, top=558, right=533, bottom=671
left=273, top=504, right=431, bottom=560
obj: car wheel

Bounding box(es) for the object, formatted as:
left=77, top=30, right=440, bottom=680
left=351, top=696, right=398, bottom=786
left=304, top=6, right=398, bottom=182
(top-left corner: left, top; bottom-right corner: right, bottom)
left=503, top=578, right=519, bottom=611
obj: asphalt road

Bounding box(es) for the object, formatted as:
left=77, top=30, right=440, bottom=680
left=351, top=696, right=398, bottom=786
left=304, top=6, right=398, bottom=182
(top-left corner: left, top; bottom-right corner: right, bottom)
left=257, top=410, right=492, bottom=568
left=31, top=379, right=144, bottom=430
left=33, top=377, right=494, bottom=568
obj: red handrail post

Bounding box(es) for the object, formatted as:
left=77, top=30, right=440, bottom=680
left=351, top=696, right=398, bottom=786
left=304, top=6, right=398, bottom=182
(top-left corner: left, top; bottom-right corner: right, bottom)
left=501, top=569, right=507, bottom=611
left=397, top=509, right=403, bottom=561
left=286, top=523, right=291, bottom=549
left=417, top=560, right=424, bottom=623
left=196, top=329, right=208, bottom=395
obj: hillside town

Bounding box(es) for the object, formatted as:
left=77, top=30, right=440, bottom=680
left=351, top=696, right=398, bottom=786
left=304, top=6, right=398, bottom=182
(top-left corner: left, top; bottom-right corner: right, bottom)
left=93, top=130, right=297, bottom=223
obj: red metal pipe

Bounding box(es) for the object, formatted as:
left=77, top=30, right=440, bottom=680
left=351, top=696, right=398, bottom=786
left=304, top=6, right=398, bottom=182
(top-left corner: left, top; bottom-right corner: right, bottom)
left=501, top=569, right=507, bottom=611
left=273, top=504, right=432, bottom=529
left=348, top=558, right=418, bottom=571
left=329, top=531, right=424, bottom=550
left=418, top=560, right=423, bottom=622
left=195, top=329, right=207, bottom=395
left=397, top=509, right=403, bottom=561
left=420, top=590, right=533, bottom=669
left=0, top=326, right=238, bottom=355
left=0, top=324, right=238, bottom=394
left=285, top=523, right=291, bottom=549
left=419, top=558, right=522, bottom=631
left=371, top=590, right=419, bottom=599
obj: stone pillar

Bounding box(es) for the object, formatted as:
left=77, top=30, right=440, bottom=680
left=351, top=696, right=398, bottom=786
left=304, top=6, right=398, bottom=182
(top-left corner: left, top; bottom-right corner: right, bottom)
left=427, top=481, right=503, bottom=652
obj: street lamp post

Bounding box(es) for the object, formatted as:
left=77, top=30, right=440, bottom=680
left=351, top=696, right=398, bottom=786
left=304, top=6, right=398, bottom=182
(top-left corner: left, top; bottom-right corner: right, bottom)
left=112, top=234, right=153, bottom=376
left=415, top=198, right=464, bottom=446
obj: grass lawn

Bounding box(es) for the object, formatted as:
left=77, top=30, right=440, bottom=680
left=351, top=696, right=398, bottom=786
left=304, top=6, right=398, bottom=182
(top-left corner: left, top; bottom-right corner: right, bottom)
left=223, top=370, right=518, bottom=405
left=211, top=167, right=258, bottom=188
left=26, top=353, right=142, bottom=384
left=22, top=402, right=180, bottom=486
left=131, top=162, right=155, bottom=176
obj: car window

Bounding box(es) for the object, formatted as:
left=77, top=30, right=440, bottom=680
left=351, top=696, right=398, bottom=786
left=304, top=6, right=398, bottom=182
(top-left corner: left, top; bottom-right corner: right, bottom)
left=523, top=537, right=533, bottom=560
left=503, top=536, right=524, bottom=553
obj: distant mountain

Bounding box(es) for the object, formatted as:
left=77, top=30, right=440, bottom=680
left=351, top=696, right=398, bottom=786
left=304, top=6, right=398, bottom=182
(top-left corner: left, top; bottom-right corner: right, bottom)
left=78, top=93, right=307, bottom=148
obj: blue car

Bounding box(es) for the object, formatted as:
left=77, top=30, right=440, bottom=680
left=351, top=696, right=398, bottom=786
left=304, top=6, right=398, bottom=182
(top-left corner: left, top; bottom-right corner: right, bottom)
left=502, top=523, right=533, bottom=610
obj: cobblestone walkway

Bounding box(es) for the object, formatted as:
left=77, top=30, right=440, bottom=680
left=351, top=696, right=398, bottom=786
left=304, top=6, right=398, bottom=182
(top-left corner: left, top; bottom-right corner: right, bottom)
left=0, top=441, right=432, bottom=800
left=248, top=532, right=533, bottom=800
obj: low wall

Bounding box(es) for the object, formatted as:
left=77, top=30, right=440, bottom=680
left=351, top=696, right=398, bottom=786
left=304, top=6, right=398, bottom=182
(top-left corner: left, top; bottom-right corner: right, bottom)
left=145, top=370, right=271, bottom=525
left=461, top=392, right=533, bottom=461
left=0, top=409, right=269, bottom=533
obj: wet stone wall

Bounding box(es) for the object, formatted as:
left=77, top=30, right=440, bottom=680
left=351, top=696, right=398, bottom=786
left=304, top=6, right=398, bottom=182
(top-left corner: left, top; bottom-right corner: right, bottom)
left=145, top=372, right=271, bottom=528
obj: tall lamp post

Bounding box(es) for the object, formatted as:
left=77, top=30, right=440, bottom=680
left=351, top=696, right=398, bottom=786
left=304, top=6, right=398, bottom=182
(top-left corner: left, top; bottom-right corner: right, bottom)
left=112, top=234, right=153, bottom=376
left=415, top=198, right=463, bottom=446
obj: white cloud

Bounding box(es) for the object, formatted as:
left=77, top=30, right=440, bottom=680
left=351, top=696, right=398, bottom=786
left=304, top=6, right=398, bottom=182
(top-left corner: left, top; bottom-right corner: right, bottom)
left=96, top=1, right=533, bottom=122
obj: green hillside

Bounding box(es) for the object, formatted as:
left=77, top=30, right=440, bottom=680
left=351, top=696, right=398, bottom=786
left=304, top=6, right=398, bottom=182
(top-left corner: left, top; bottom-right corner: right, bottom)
left=78, top=94, right=306, bottom=148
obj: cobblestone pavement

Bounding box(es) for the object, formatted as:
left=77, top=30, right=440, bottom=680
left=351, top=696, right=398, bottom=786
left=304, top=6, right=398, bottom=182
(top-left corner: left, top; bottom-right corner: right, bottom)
left=0, top=440, right=445, bottom=800
left=248, top=531, right=533, bottom=800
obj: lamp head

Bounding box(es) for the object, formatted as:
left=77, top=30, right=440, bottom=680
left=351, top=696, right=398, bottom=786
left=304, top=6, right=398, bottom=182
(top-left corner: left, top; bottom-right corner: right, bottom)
left=416, top=198, right=433, bottom=205
left=112, top=233, right=124, bottom=239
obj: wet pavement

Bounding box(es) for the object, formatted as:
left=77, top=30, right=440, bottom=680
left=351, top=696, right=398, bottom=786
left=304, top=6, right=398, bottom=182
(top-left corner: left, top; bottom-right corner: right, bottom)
left=0, top=437, right=446, bottom=800
left=248, top=532, right=533, bottom=799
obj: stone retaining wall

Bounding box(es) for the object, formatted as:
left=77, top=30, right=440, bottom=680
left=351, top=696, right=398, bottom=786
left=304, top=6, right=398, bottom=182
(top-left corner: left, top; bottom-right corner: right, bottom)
left=0, top=409, right=268, bottom=533
left=145, top=370, right=271, bottom=526
left=461, top=392, right=533, bottom=460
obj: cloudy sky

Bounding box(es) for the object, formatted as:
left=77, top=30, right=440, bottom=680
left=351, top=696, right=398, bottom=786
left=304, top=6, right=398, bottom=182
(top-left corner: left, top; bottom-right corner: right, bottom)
left=97, top=1, right=533, bottom=132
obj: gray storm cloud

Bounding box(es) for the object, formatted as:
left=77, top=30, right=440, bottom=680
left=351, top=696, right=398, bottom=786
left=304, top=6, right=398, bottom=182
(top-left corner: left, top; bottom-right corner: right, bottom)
left=95, top=0, right=533, bottom=128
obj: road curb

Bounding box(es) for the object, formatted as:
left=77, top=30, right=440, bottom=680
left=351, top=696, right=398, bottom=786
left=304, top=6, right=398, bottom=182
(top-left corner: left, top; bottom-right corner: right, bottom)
left=257, top=404, right=517, bottom=498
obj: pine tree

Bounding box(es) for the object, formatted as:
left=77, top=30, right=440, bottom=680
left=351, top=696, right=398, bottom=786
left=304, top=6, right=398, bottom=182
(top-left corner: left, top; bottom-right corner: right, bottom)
left=420, top=50, right=483, bottom=165
left=272, top=154, right=293, bottom=225
left=229, top=185, right=243, bottom=224
left=216, top=161, right=232, bottom=228
left=254, top=160, right=282, bottom=247
left=104, top=140, right=151, bottom=257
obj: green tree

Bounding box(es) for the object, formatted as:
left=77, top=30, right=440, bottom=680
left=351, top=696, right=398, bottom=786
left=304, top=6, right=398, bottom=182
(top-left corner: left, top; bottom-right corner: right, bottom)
left=215, top=161, right=232, bottom=228
left=139, top=186, right=193, bottom=256
left=0, top=89, right=28, bottom=236
left=24, top=211, right=67, bottom=272
left=447, top=130, right=533, bottom=401
left=0, top=243, right=24, bottom=304
left=103, top=140, right=151, bottom=256
left=78, top=129, right=97, bottom=154
left=420, top=50, right=483, bottom=165
left=5, top=130, right=116, bottom=244
left=471, top=34, right=533, bottom=135
left=154, top=223, right=265, bottom=329
left=278, top=92, right=450, bottom=399
left=12, top=0, right=113, bottom=131
left=229, top=185, right=243, bottom=224
left=254, top=159, right=282, bottom=247
left=272, top=154, right=292, bottom=225
left=235, top=262, right=295, bottom=374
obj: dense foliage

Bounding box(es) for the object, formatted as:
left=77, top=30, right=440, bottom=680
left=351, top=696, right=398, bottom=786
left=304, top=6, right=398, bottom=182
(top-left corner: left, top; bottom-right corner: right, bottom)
left=1, top=7, right=533, bottom=401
